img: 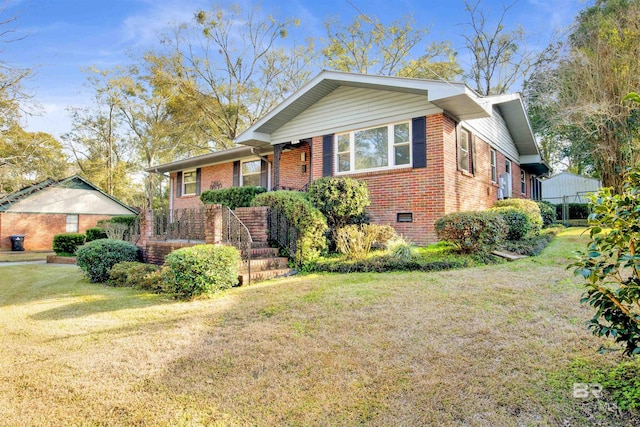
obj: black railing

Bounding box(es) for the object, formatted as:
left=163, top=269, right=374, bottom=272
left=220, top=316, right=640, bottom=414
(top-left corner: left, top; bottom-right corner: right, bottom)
left=152, top=208, right=206, bottom=241
left=221, top=206, right=253, bottom=284
left=268, top=207, right=298, bottom=260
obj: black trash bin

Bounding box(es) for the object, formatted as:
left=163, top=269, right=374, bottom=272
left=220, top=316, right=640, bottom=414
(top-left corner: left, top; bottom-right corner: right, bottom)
left=10, top=235, right=25, bottom=251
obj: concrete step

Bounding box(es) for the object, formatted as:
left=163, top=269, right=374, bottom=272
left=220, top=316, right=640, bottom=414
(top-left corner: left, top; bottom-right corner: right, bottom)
left=240, top=256, right=289, bottom=272
left=238, top=268, right=294, bottom=285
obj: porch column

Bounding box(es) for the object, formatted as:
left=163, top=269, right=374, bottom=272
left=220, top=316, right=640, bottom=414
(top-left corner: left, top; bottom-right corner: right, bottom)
left=272, top=143, right=286, bottom=191
left=204, top=204, right=223, bottom=245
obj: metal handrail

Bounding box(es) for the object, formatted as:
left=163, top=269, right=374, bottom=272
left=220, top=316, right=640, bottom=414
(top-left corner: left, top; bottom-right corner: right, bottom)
left=222, top=206, right=253, bottom=285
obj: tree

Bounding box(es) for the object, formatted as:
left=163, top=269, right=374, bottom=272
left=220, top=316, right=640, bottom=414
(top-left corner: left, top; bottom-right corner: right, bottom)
left=526, top=0, right=640, bottom=192
left=156, top=4, right=313, bottom=147
left=322, top=14, right=462, bottom=80
left=462, top=0, right=534, bottom=95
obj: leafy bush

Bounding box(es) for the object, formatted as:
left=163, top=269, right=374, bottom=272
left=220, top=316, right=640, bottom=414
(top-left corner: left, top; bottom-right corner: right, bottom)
left=162, top=244, right=240, bottom=299
left=76, top=239, right=140, bottom=283
left=498, top=229, right=557, bottom=256
left=252, top=191, right=328, bottom=265
left=52, top=233, right=85, bottom=256
left=490, top=206, right=531, bottom=240
left=307, top=177, right=370, bottom=229
left=109, top=215, right=138, bottom=226
left=200, top=186, right=267, bottom=209
left=107, top=261, right=162, bottom=291
left=334, top=224, right=397, bottom=259
left=571, top=168, right=640, bottom=356
left=434, top=211, right=507, bottom=253
left=85, top=227, right=107, bottom=242
left=537, top=201, right=556, bottom=227
left=493, top=199, right=543, bottom=234
left=598, top=360, right=640, bottom=410
left=555, top=203, right=590, bottom=220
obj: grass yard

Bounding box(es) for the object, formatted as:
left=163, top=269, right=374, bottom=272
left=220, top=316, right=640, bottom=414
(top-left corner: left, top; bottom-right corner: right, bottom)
left=0, top=228, right=636, bottom=425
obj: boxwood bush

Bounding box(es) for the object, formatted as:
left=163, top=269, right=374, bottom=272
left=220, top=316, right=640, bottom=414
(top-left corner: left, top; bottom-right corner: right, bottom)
left=76, top=239, right=140, bottom=283
left=252, top=191, right=328, bottom=265
left=200, top=186, right=267, bottom=209
left=490, top=206, right=531, bottom=241
left=85, top=227, right=108, bottom=242
left=537, top=200, right=556, bottom=227
left=52, top=233, right=85, bottom=256
left=434, top=211, right=507, bottom=253
left=162, top=244, right=240, bottom=299
left=493, top=199, right=543, bottom=234
left=307, top=177, right=370, bottom=228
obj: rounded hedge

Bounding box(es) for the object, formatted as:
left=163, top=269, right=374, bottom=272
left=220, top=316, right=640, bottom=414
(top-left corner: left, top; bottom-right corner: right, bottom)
left=85, top=227, right=108, bottom=242
left=491, top=206, right=531, bottom=241
left=493, top=199, right=543, bottom=234
left=76, top=239, right=140, bottom=283
left=162, top=244, right=240, bottom=299
left=307, top=177, right=370, bottom=228
left=537, top=201, right=556, bottom=227
left=434, top=211, right=507, bottom=253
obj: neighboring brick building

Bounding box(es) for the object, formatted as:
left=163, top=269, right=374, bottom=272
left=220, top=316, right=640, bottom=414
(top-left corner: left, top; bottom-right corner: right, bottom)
left=148, top=71, right=549, bottom=245
left=0, top=175, right=138, bottom=251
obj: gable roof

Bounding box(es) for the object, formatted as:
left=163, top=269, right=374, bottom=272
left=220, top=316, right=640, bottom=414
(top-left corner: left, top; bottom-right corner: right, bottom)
left=0, top=175, right=138, bottom=214
left=236, top=70, right=492, bottom=147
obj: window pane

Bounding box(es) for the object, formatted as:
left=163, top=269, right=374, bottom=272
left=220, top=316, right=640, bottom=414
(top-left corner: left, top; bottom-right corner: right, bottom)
left=354, top=126, right=388, bottom=170
left=183, top=171, right=196, bottom=183
left=395, top=144, right=410, bottom=166
left=394, top=123, right=410, bottom=143
left=242, top=160, right=261, bottom=175
left=243, top=173, right=261, bottom=187
left=183, top=170, right=196, bottom=194
left=184, top=183, right=197, bottom=194
left=337, top=134, right=350, bottom=152
left=338, top=153, right=350, bottom=172
left=66, top=215, right=78, bottom=233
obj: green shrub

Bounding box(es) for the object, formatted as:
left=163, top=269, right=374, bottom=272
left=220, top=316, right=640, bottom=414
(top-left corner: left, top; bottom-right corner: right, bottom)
left=76, top=239, right=140, bottom=283
left=307, top=177, right=370, bottom=229
left=490, top=206, right=531, bottom=240
left=537, top=201, right=556, bottom=227
left=252, top=191, right=328, bottom=265
left=109, top=215, right=138, bottom=226
left=499, top=229, right=556, bottom=256
left=434, top=211, right=507, bottom=253
left=493, top=199, right=543, bottom=234
left=555, top=203, right=590, bottom=220
left=107, top=261, right=162, bottom=291
left=334, top=224, right=397, bottom=259
left=52, top=233, right=85, bottom=256
left=200, top=186, right=267, bottom=209
left=598, top=360, right=640, bottom=410
left=162, top=244, right=240, bottom=299
left=85, top=227, right=108, bottom=242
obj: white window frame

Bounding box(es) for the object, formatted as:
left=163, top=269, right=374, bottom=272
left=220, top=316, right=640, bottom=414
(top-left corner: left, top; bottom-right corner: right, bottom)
left=458, top=128, right=473, bottom=173
left=334, top=121, right=412, bottom=175
left=241, top=159, right=262, bottom=187
left=182, top=170, right=197, bottom=195
left=505, top=159, right=512, bottom=177
left=66, top=214, right=79, bottom=233
left=521, top=170, right=526, bottom=194
left=490, top=149, right=497, bottom=183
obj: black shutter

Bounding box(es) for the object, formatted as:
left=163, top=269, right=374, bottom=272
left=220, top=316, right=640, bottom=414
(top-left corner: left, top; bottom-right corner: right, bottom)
left=322, top=134, right=334, bottom=177
left=412, top=116, right=426, bottom=169
left=195, top=168, right=202, bottom=195
left=260, top=159, right=268, bottom=188
left=176, top=171, right=182, bottom=198
left=233, top=161, right=240, bottom=187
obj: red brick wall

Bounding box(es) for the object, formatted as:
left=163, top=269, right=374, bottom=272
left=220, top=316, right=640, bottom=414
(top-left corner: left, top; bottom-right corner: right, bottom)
left=234, top=207, right=270, bottom=243
left=0, top=213, right=114, bottom=251
left=278, top=143, right=311, bottom=190
left=141, top=241, right=198, bottom=265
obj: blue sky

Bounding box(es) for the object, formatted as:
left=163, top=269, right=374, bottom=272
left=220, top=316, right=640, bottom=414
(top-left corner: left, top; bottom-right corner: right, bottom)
left=3, top=0, right=588, bottom=138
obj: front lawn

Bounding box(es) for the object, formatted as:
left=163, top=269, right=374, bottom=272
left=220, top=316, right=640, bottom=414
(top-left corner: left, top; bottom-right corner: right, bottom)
left=0, top=228, right=636, bottom=425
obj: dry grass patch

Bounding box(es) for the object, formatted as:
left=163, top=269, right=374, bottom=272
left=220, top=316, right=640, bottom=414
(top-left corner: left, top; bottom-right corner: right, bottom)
left=0, top=229, right=633, bottom=425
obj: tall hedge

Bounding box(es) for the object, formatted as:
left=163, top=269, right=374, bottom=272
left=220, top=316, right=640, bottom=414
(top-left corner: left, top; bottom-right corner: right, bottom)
left=307, top=177, right=370, bottom=228
left=162, top=244, right=240, bottom=299
left=200, top=186, right=266, bottom=209
left=252, top=191, right=328, bottom=265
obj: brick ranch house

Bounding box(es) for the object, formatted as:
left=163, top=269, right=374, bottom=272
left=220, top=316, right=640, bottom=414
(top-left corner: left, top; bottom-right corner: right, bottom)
left=149, top=71, right=549, bottom=245
left=0, top=175, right=138, bottom=251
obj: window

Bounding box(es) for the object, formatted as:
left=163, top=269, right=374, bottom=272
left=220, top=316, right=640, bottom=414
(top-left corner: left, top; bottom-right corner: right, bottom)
left=183, top=170, right=197, bottom=195
left=505, top=159, right=512, bottom=176
left=66, top=214, right=78, bottom=233
left=335, top=122, right=411, bottom=174
left=397, top=212, right=413, bottom=223
left=521, top=170, right=526, bottom=194
left=490, top=149, right=497, bottom=183
left=458, top=128, right=473, bottom=173
left=241, top=160, right=261, bottom=187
